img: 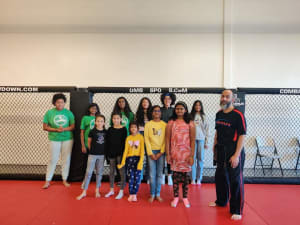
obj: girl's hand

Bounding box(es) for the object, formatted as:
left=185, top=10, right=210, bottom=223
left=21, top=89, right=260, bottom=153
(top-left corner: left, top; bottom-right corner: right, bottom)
left=81, top=146, right=87, bottom=154
left=150, top=155, right=156, bottom=161
left=189, top=156, right=194, bottom=166
left=166, top=155, right=171, bottom=164
left=57, top=126, right=64, bottom=132
left=156, top=153, right=162, bottom=159
left=204, top=144, right=208, bottom=149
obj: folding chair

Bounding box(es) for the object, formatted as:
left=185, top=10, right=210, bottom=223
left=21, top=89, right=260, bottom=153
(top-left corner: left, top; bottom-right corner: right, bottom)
left=254, top=137, right=283, bottom=176
left=295, top=137, right=300, bottom=170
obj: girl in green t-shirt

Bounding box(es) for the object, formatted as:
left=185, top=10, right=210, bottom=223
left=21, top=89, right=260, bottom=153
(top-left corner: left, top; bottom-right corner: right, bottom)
left=42, top=93, right=75, bottom=189
left=111, top=97, right=134, bottom=135
left=135, top=97, right=152, bottom=183
left=80, top=103, right=100, bottom=153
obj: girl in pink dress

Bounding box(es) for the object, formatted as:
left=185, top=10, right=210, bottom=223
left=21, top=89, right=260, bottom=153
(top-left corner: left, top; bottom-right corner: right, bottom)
left=166, top=101, right=195, bottom=208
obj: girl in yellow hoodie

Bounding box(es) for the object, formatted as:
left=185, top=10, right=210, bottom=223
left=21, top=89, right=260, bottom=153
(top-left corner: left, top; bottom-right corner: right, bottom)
left=118, top=121, right=144, bottom=202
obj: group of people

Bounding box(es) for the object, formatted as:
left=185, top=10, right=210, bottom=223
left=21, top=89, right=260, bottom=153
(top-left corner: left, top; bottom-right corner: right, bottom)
left=42, top=89, right=246, bottom=220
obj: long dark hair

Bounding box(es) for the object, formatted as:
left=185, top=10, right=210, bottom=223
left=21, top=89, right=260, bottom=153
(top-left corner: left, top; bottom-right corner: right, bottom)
left=190, top=100, right=205, bottom=121
left=86, top=103, right=100, bottom=116
left=136, top=97, right=152, bottom=127
left=112, top=97, right=133, bottom=119
left=170, top=101, right=191, bottom=124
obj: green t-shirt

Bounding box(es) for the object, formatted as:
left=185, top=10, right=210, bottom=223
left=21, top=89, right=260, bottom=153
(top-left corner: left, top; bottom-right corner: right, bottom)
left=121, top=111, right=134, bottom=136
left=80, top=115, right=95, bottom=148
left=43, top=108, right=75, bottom=141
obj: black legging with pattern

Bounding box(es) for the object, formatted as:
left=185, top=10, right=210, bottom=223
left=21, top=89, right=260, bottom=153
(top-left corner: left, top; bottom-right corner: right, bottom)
left=172, top=171, right=190, bottom=198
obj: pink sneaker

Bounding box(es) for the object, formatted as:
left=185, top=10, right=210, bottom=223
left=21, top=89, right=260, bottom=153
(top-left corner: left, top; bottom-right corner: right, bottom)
left=183, top=198, right=191, bottom=208
left=171, top=197, right=179, bottom=207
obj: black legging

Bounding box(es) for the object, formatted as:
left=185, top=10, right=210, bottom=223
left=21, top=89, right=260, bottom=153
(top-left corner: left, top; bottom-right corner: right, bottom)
left=167, top=163, right=172, bottom=175
left=172, top=171, right=189, bottom=198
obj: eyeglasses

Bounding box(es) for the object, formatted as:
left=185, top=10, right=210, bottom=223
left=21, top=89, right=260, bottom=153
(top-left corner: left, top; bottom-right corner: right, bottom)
left=153, top=110, right=161, bottom=113
left=175, top=108, right=185, bottom=111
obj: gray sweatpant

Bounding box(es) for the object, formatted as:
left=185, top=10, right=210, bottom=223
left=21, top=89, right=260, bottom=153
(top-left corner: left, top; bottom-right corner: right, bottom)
left=109, top=156, right=126, bottom=190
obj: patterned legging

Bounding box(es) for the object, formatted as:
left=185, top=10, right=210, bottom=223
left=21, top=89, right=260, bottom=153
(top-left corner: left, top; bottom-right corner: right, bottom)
left=126, top=156, right=141, bottom=195
left=173, top=171, right=190, bottom=198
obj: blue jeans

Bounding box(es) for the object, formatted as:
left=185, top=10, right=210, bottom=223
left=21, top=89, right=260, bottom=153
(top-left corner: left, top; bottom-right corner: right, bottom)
left=139, top=131, right=149, bottom=182
left=191, top=140, right=205, bottom=181
left=82, top=155, right=105, bottom=190
left=148, top=150, right=164, bottom=197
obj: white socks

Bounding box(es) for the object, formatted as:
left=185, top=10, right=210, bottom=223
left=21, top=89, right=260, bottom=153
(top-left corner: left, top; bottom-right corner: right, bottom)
left=168, top=175, right=173, bottom=186
left=115, top=190, right=124, bottom=200
left=105, top=190, right=114, bottom=198
left=208, top=202, right=242, bottom=220
left=231, top=214, right=242, bottom=220
left=208, top=202, right=217, bottom=207
left=161, top=175, right=165, bottom=185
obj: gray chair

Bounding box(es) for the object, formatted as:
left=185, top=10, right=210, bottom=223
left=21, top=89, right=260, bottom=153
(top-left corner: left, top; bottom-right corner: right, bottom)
left=254, top=137, right=283, bottom=176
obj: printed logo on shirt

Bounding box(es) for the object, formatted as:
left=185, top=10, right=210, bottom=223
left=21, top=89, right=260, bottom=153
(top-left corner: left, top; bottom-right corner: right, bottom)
left=152, top=128, right=162, bottom=136
left=121, top=116, right=129, bottom=127
left=54, top=115, right=68, bottom=127
left=216, top=120, right=232, bottom=127
left=194, top=118, right=201, bottom=126
left=96, top=133, right=105, bottom=145
left=129, top=140, right=140, bottom=149
left=90, top=119, right=95, bottom=129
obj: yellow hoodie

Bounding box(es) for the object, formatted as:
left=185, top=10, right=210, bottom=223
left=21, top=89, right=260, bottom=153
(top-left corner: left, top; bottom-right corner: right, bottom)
left=118, top=133, right=145, bottom=170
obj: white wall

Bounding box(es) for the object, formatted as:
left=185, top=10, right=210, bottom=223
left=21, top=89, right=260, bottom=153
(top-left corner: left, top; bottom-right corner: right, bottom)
left=231, top=0, right=300, bottom=88
left=0, top=33, right=223, bottom=87
left=0, top=0, right=299, bottom=88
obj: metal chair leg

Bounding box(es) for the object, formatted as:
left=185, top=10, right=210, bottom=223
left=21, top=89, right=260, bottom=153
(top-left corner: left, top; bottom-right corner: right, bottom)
left=259, top=156, right=265, bottom=175
left=295, top=152, right=300, bottom=170
left=254, top=154, right=258, bottom=171
left=271, top=158, right=274, bottom=169
left=278, top=159, right=284, bottom=176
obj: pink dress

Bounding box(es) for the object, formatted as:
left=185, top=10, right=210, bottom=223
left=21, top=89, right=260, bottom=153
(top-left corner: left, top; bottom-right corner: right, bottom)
left=168, top=120, right=194, bottom=172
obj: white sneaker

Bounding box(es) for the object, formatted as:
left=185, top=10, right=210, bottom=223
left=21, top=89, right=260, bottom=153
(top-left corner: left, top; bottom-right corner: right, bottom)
left=196, top=180, right=201, bottom=185
left=161, top=176, right=165, bottom=185
left=191, top=180, right=196, bottom=184
left=105, top=191, right=114, bottom=198
left=231, top=214, right=242, bottom=220
left=208, top=202, right=217, bottom=207
left=168, top=175, right=173, bottom=186
left=115, top=190, right=124, bottom=200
